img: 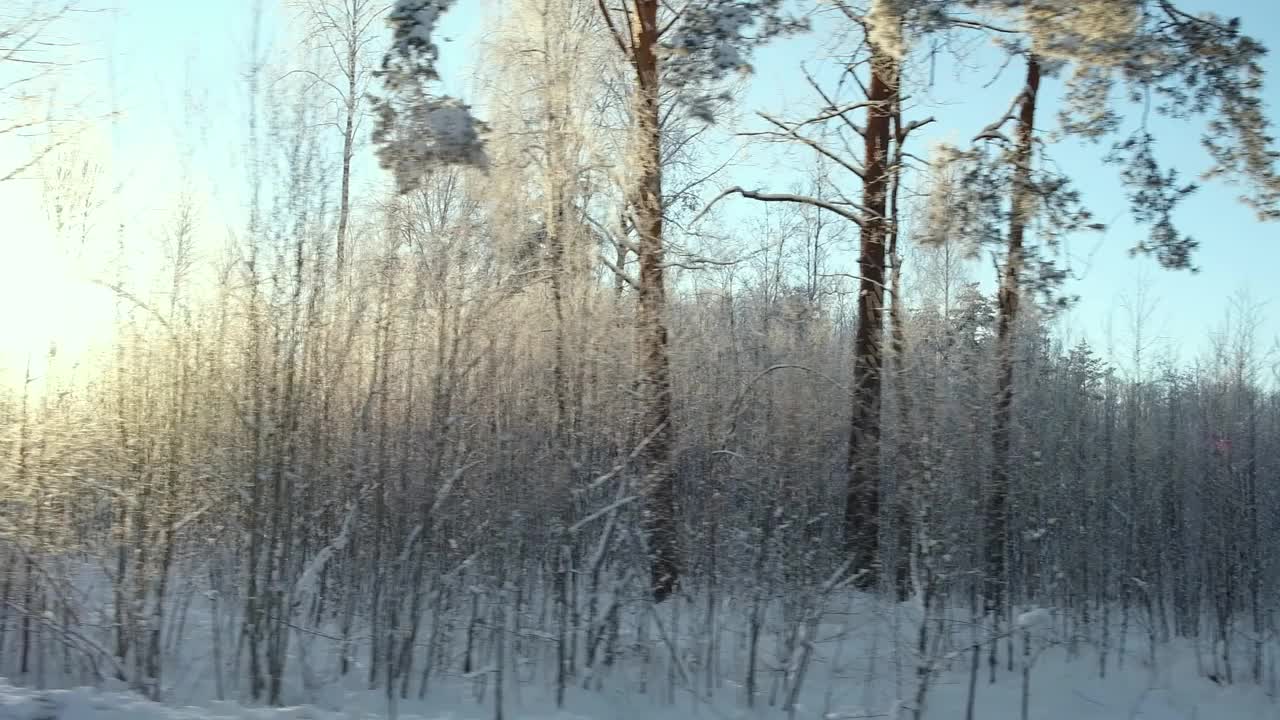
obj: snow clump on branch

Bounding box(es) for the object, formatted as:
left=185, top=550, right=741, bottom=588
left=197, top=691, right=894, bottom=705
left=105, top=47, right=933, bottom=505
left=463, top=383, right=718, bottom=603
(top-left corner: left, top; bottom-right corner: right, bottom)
left=372, top=0, right=487, bottom=193
left=662, top=0, right=807, bottom=122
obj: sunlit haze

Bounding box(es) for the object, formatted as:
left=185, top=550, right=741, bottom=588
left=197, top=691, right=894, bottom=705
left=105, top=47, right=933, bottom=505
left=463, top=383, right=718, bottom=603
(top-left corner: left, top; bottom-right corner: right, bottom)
left=1, top=1, right=1277, bottom=381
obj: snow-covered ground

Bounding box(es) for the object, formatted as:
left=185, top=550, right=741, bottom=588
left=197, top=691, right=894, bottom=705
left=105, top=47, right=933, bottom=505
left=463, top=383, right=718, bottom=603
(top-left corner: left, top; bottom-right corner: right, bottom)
left=2, top=567, right=1274, bottom=719
left=0, top=681, right=592, bottom=720
left=2, top=632, right=1274, bottom=719
left=0, top=664, right=1272, bottom=720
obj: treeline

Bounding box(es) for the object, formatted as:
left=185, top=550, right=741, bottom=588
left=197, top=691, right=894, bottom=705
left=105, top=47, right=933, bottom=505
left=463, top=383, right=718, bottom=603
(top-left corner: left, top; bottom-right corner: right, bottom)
left=0, top=159, right=1276, bottom=705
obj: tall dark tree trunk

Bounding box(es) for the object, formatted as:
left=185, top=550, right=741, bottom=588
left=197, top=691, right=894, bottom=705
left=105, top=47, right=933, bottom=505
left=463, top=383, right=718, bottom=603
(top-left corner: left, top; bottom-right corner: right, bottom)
left=627, top=0, right=679, bottom=603
left=987, top=54, right=1040, bottom=628
left=887, top=75, right=914, bottom=602
left=844, top=45, right=895, bottom=588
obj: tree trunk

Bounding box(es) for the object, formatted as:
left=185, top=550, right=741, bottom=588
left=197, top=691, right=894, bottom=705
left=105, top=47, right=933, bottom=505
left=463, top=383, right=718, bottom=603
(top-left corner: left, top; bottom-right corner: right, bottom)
left=627, top=0, right=679, bottom=603
left=335, top=31, right=357, bottom=280
left=987, top=54, right=1040, bottom=626
left=887, top=75, right=913, bottom=602
left=844, top=44, right=895, bottom=588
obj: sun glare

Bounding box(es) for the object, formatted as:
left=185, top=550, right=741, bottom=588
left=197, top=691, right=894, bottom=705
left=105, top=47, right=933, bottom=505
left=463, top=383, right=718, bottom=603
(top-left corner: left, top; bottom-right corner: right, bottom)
left=0, top=179, right=115, bottom=384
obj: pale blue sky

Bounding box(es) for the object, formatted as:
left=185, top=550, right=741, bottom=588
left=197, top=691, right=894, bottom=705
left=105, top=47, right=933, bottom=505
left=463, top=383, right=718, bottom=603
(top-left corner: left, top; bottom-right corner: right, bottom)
left=430, top=0, right=1280, bottom=368
left=735, top=0, right=1280, bottom=370
left=1, top=0, right=1276, bottom=376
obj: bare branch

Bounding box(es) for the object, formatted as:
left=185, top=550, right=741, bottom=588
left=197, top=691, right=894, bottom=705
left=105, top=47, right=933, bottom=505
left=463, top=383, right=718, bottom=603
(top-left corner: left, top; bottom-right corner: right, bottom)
left=974, top=92, right=1023, bottom=143
left=695, top=186, right=866, bottom=227
left=803, top=65, right=866, bottom=138
left=595, top=0, right=631, bottom=58
left=753, top=112, right=867, bottom=179
left=898, top=116, right=936, bottom=141
left=599, top=251, right=641, bottom=290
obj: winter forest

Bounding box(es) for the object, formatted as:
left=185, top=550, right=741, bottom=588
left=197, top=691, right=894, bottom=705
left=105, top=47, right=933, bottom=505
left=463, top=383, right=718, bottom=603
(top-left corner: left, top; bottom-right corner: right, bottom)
left=2, top=0, right=1280, bottom=718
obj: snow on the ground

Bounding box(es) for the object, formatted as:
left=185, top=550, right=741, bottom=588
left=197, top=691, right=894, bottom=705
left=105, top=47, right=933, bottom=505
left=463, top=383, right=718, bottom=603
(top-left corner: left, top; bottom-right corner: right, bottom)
left=3, top=572, right=1276, bottom=719
left=1015, top=607, right=1053, bottom=628
left=0, top=680, right=603, bottom=720
left=0, top=681, right=358, bottom=720
left=3, top=654, right=1275, bottom=720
